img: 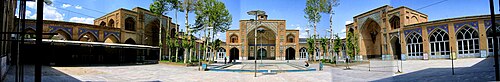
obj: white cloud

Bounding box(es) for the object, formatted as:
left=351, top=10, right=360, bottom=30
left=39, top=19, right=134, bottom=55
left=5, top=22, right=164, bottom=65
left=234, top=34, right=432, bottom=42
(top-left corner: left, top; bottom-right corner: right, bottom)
left=26, top=2, right=36, bottom=9
left=345, top=21, right=353, bottom=25
left=44, top=5, right=64, bottom=21
left=62, top=4, right=71, bottom=8
left=341, top=28, right=346, bottom=33
left=24, top=1, right=65, bottom=21
left=74, top=5, right=82, bottom=9
left=69, top=17, right=95, bottom=24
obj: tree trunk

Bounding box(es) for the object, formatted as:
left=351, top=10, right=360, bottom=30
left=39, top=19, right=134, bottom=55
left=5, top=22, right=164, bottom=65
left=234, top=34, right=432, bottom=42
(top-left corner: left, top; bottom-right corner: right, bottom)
left=185, top=9, right=190, bottom=63
left=184, top=47, right=188, bottom=63
left=168, top=48, right=171, bottom=61
left=175, top=48, right=179, bottom=62
left=313, top=22, right=317, bottom=62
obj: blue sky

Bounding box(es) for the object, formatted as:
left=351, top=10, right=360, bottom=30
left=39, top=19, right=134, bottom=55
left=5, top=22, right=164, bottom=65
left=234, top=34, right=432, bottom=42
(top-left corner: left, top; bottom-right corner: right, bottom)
left=19, top=0, right=499, bottom=41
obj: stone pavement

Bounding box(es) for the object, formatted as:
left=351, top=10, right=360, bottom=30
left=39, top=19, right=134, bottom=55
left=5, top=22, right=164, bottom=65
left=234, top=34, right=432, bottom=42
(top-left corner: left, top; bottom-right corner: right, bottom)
left=2, top=58, right=496, bottom=82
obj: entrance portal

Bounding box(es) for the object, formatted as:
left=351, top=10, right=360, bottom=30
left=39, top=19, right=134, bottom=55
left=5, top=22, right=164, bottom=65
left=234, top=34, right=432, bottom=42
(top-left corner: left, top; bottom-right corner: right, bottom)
left=229, top=48, right=239, bottom=62
left=391, top=37, right=402, bottom=60
left=286, top=48, right=295, bottom=60
left=360, top=18, right=382, bottom=58
left=257, top=48, right=267, bottom=60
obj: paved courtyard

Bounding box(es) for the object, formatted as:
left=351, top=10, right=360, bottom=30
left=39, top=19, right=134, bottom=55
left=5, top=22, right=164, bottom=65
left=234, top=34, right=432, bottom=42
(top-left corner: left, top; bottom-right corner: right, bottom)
left=3, top=58, right=496, bottom=82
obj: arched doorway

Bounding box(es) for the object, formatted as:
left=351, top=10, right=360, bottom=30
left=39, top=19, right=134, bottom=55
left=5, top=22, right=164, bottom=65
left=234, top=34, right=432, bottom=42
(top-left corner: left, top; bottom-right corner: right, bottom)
left=360, top=18, right=382, bottom=58
left=145, top=20, right=160, bottom=46
left=390, top=37, right=401, bottom=60
left=229, top=48, right=239, bottom=62
left=286, top=48, right=295, bottom=60
left=124, top=38, right=136, bottom=44
left=257, top=48, right=267, bottom=60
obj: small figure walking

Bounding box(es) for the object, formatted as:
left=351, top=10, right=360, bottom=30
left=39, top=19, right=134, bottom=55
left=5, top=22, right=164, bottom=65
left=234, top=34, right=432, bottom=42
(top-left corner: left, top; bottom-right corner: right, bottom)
left=305, top=61, right=309, bottom=67
left=224, top=57, right=227, bottom=64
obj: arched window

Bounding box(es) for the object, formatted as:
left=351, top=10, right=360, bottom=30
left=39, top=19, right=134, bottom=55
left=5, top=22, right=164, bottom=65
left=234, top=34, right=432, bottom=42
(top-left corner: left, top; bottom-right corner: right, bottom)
left=456, top=26, right=480, bottom=57
left=429, top=29, right=450, bottom=58
left=125, top=17, right=136, bottom=31
left=487, top=25, right=500, bottom=56
left=230, top=35, right=238, bottom=43
left=406, top=32, right=423, bottom=57
left=389, top=16, right=400, bottom=29
left=99, top=21, right=106, bottom=26
left=299, top=47, right=308, bottom=59
left=108, top=19, right=115, bottom=27
left=217, top=48, right=226, bottom=60
left=287, top=34, right=294, bottom=43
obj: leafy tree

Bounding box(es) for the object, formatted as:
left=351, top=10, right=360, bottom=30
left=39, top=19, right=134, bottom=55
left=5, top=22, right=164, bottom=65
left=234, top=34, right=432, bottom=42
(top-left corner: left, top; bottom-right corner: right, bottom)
left=150, top=0, right=174, bottom=60
left=306, top=37, right=315, bottom=61
left=193, top=0, right=232, bottom=61
left=181, top=0, right=197, bottom=63
left=304, top=0, right=328, bottom=61
left=320, top=37, right=328, bottom=61
left=332, top=34, right=342, bottom=63
left=345, top=31, right=359, bottom=68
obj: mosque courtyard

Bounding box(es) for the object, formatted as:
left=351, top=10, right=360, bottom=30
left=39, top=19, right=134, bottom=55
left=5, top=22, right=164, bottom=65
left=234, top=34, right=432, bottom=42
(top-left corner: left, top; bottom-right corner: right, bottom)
left=3, top=58, right=494, bottom=82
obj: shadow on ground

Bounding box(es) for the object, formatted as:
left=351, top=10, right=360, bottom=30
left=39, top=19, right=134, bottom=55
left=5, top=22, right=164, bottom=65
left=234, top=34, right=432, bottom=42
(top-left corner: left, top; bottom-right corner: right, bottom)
left=373, top=58, right=495, bottom=82
left=3, top=65, right=80, bottom=82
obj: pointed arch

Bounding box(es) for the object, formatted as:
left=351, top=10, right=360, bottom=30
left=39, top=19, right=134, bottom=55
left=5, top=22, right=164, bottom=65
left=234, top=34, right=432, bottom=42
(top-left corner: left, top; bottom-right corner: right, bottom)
left=99, top=21, right=106, bottom=26
left=299, top=47, right=308, bottom=60
left=125, top=17, right=136, bottom=31
left=217, top=48, right=226, bottom=60
left=104, top=34, right=119, bottom=43
left=24, top=28, right=36, bottom=39
left=230, top=34, right=238, bottom=43
left=410, top=16, right=419, bottom=24
left=360, top=18, right=382, bottom=57
left=145, top=19, right=160, bottom=46
left=124, top=38, right=136, bottom=44
left=287, top=34, right=295, bottom=43
left=53, top=29, right=72, bottom=40
left=405, top=32, right=423, bottom=59
left=429, top=28, right=450, bottom=58
left=286, top=47, right=296, bottom=60
left=389, top=16, right=401, bottom=29
left=456, top=25, right=480, bottom=58
left=79, top=32, right=98, bottom=42
left=108, top=19, right=115, bottom=27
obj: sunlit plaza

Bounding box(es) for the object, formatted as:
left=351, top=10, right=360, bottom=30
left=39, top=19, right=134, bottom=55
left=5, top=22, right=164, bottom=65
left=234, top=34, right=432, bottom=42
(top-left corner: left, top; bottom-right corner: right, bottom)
left=1, top=0, right=500, bottom=82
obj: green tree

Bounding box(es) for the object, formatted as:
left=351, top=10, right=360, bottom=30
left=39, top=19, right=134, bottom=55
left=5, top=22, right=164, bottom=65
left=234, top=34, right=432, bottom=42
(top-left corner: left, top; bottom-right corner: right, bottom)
left=150, top=0, right=174, bottom=61
left=345, top=31, right=359, bottom=68
left=181, top=0, right=197, bottom=63
left=320, top=37, right=328, bottom=61
left=304, top=0, right=328, bottom=61
left=332, top=34, right=342, bottom=63
left=306, top=37, right=315, bottom=61
left=193, top=0, right=232, bottom=61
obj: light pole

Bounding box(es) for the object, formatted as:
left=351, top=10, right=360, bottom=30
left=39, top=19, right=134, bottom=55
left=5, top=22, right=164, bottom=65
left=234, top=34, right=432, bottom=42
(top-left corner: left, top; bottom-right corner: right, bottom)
left=258, top=28, right=265, bottom=64
left=247, top=10, right=265, bottom=77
